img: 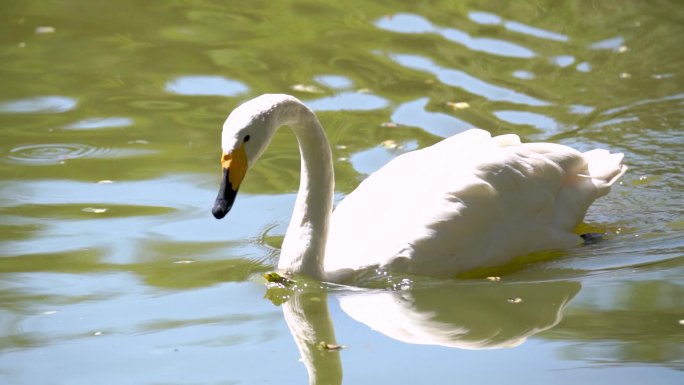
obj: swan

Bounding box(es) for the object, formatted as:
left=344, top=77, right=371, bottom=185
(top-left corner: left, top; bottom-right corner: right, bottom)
left=212, top=94, right=627, bottom=282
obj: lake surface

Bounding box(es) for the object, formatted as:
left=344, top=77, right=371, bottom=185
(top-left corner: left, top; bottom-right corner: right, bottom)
left=1, top=1, right=683, bottom=384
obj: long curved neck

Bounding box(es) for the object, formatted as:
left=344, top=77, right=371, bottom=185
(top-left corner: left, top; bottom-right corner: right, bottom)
left=275, top=100, right=333, bottom=280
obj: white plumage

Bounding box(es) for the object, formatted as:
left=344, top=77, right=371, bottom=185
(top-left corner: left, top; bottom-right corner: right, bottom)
left=212, top=94, right=627, bottom=282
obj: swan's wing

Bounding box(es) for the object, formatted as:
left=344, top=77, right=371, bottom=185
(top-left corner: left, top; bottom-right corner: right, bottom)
left=324, top=129, right=625, bottom=277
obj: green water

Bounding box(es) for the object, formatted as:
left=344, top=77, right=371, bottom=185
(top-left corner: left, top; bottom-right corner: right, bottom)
left=1, top=0, right=683, bottom=384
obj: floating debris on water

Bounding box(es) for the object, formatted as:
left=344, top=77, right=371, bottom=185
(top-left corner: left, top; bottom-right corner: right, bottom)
left=486, top=276, right=501, bottom=282
left=291, top=84, right=323, bottom=94
left=35, top=26, right=55, bottom=35
left=96, top=180, right=114, bottom=184
left=82, top=207, right=108, bottom=214
left=447, top=101, right=470, bottom=110
left=263, top=272, right=295, bottom=287
left=381, top=139, right=400, bottom=149
left=318, top=341, right=347, bottom=351
left=507, top=297, right=523, bottom=304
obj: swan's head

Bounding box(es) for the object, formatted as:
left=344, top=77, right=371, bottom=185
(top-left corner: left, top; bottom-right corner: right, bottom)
left=212, top=94, right=297, bottom=219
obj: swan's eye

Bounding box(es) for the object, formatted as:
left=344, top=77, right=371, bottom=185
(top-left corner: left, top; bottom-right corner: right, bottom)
left=243, top=135, right=250, bottom=143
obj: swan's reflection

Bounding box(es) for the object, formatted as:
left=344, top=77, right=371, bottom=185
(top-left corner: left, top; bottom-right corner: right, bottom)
left=339, top=280, right=580, bottom=349
left=270, top=287, right=343, bottom=385
left=271, top=279, right=580, bottom=384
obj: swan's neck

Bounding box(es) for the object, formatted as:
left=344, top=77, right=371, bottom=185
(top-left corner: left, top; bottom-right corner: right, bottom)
left=276, top=102, right=333, bottom=280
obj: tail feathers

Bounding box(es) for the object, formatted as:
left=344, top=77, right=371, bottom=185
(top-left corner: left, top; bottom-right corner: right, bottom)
left=582, top=149, right=627, bottom=196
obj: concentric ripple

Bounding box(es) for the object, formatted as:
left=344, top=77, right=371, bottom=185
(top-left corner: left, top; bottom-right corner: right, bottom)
left=6, top=143, right=152, bottom=164
left=7, top=144, right=97, bottom=164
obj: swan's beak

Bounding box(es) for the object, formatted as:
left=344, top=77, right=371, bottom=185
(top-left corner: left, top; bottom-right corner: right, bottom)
left=212, top=144, right=247, bottom=219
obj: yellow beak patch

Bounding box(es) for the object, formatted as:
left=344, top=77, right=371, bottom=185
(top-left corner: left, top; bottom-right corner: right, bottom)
left=221, top=144, right=248, bottom=191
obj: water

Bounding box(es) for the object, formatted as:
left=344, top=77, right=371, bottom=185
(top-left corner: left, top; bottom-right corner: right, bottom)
left=1, top=0, right=683, bottom=384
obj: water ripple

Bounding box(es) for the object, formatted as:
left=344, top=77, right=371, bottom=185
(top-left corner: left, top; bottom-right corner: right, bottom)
left=551, top=55, right=575, bottom=68
left=493, top=110, right=564, bottom=136
left=314, top=75, right=353, bottom=90
left=349, top=140, right=419, bottom=175
left=305, top=92, right=388, bottom=111
left=0, top=96, right=78, bottom=114
left=512, top=70, right=535, bottom=80
left=467, top=11, right=502, bottom=25
left=64, top=117, right=133, bottom=130
left=590, top=36, right=625, bottom=51
left=391, top=98, right=472, bottom=138
left=468, top=11, right=569, bottom=42
left=376, top=13, right=535, bottom=59
left=503, top=21, right=569, bottom=42
left=5, top=143, right=154, bottom=165
left=575, top=62, right=592, bottom=72
left=127, top=99, right=187, bottom=110
left=165, top=75, right=248, bottom=97
left=390, top=54, right=550, bottom=106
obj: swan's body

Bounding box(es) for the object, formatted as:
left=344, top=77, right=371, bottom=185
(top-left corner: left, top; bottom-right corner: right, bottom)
left=213, top=94, right=627, bottom=282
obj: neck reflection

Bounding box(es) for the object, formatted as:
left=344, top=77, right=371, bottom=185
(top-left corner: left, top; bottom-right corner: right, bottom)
left=267, top=278, right=581, bottom=383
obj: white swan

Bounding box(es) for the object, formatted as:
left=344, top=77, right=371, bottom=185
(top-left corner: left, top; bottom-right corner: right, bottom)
left=212, top=94, right=627, bottom=282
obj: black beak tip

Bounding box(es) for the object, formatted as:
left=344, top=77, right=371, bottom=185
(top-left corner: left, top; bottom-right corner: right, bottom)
left=212, top=199, right=231, bottom=219
left=213, top=167, right=238, bottom=220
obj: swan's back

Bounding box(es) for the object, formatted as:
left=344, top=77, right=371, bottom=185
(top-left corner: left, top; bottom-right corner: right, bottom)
left=324, top=129, right=626, bottom=279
